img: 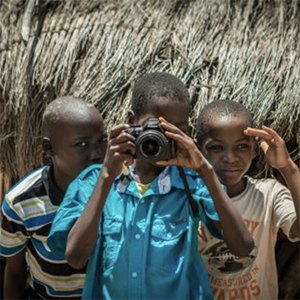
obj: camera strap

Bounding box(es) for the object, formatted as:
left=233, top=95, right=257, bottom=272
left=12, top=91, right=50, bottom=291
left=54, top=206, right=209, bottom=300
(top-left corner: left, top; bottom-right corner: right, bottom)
left=177, top=167, right=199, bottom=216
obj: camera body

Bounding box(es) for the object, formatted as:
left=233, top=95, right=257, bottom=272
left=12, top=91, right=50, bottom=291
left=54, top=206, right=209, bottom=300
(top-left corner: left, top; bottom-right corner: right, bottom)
left=125, top=118, right=176, bottom=163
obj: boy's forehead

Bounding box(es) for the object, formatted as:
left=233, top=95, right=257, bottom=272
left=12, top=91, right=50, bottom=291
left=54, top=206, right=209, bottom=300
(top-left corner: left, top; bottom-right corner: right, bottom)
left=44, top=99, right=101, bottom=120
left=147, top=98, right=189, bottom=115
left=49, top=106, right=102, bottom=124
left=148, top=96, right=188, bottom=107
left=48, top=112, right=104, bottom=138
left=63, top=113, right=104, bottom=128
left=209, top=115, right=250, bottom=128
left=207, top=116, right=251, bottom=139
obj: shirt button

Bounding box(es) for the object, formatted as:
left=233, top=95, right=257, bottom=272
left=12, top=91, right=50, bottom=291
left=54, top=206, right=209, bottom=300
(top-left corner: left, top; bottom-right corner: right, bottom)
left=167, top=232, right=173, bottom=238
left=135, top=234, right=141, bottom=240
left=140, top=199, right=145, bottom=204
left=132, top=272, right=137, bottom=278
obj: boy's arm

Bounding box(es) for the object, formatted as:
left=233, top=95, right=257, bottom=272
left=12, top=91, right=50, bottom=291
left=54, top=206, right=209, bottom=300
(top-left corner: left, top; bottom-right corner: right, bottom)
left=0, top=198, right=29, bottom=299
left=279, top=161, right=300, bottom=238
left=158, top=117, right=254, bottom=257
left=4, top=248, right=27, bottom=299
left=195, top=160, right=254, bottom=256
left=65, top=124, right=135, bottom=269
left=245, top=126, right=300, bottom=238
left=65, top=169, right=115, bottom=269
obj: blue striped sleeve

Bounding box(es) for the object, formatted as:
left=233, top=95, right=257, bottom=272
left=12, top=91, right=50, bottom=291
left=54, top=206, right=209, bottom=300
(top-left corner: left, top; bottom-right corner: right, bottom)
left=0, top=199, right=28, bottom=256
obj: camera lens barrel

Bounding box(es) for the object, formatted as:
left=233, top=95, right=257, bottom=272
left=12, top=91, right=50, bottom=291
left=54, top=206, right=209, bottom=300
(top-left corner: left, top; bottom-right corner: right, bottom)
left=135, top=130, right=170, bottom=163
left=124, top=118, right=176, bottom=163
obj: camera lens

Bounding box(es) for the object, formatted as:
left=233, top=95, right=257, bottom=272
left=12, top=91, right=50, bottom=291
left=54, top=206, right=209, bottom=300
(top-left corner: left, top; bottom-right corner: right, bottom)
left=141, top=139, right=160, bottom=157
left=135, top=130, right=169, bottom=163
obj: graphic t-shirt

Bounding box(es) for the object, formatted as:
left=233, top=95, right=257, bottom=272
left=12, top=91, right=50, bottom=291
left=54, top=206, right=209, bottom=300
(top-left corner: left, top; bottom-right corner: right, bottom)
left=199, top=177, right=299, bottom=300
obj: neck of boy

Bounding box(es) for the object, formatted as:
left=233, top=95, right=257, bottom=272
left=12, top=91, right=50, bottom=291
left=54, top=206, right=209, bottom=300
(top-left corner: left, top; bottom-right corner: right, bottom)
left=52, top=167, right=72, bottom=193
left=226, top=177, right=248, bottom=198
left=134, top=160, right=165, bottom=185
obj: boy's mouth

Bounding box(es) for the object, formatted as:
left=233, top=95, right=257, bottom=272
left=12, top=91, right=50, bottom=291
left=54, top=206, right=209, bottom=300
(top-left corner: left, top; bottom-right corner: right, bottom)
left=219, top=169, right=242, bottom=177
left=221, top=169, right=241, bottom=172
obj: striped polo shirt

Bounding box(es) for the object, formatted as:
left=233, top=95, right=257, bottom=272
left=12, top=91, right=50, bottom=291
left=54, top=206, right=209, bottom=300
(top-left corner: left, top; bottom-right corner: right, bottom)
left=0, top=166, right=86, bottom=299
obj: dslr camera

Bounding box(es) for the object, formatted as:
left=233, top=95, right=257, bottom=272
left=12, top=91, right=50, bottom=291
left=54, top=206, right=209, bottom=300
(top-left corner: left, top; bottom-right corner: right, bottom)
left=124, top=118, right=176, bottom=163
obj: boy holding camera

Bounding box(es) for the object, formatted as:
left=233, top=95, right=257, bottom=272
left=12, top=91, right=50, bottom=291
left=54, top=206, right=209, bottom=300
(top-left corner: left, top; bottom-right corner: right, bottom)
left=47, top=73, right=254, bottom=299
left=0, top=96, right=106, bottom=299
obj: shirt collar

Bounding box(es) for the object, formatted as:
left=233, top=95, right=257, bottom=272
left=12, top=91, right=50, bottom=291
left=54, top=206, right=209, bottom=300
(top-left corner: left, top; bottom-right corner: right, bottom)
left=42, top=165, right=65, bottom=206
left=116, top=165, right=199, bottom=196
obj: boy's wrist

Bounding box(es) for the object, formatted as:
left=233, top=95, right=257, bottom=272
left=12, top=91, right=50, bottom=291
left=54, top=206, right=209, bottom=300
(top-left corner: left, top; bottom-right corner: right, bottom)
left=195, top=159, right=214, bottom=179
left=99, top=167, right=116, bottom=184
left=278, top=159, right=298, bottom=175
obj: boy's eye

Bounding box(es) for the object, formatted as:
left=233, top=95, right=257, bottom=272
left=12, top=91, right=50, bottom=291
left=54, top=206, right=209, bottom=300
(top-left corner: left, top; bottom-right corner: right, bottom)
left=99, top=134, right=108, bottom=143
left=76, top=141, right=88, bottom=147
left=237, top=144, right=249, bottom=150
left=208, top=145, right=223, bottom=151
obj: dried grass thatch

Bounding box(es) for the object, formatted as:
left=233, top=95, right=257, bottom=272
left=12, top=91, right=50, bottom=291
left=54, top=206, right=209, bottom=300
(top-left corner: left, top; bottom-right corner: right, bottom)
left=0, top=0, right=299, bottom=178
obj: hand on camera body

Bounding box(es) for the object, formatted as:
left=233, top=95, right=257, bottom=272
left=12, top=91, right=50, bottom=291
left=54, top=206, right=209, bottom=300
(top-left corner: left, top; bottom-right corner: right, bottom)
left=155, top=117, right=208, bottom=172
left=102, top=124, right=136, bottom=178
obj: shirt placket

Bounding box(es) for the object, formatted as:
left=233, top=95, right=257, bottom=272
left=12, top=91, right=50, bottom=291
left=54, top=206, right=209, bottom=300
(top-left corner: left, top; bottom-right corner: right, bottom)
left=127, top=195, right=148, bottom=299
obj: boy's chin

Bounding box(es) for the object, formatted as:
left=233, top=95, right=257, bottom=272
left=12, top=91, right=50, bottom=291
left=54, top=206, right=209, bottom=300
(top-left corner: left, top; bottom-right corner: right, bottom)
left=148, top=161, right=166, bottom=168
left=218, top=175, right=243, bottom=187
left=138, top=160, right=167, bottom=169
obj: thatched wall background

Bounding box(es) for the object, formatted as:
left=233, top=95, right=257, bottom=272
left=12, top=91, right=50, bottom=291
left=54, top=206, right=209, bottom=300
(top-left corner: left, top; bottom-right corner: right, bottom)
left=0, top=0, right=299, bottom=178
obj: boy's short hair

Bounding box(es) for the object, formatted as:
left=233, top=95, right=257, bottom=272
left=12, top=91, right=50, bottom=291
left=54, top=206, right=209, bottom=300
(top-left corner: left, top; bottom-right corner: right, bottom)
left=131, top=72, right=191, bottom=118
left=42, top=96, right=94, bottom=137
left=197, top=99, right=254, bottom=144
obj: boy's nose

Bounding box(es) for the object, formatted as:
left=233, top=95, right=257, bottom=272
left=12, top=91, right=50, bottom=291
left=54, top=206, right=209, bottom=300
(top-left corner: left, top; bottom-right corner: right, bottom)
left=89, top=144, right=104, bottom=162
left=222, top=150, right=238, bottom=163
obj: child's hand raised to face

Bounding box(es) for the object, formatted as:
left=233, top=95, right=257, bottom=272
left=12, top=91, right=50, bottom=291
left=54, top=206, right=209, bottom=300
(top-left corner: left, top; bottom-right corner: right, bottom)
left=156, top=117, right=208, bottom=172
left=244, top=125, right=293, bottom=170
left=102, top=124, right=136, bottom=178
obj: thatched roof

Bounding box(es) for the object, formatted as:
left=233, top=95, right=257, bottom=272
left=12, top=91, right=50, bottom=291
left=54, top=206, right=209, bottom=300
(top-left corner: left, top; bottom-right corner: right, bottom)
left=0, top=0, right=299, bottom=178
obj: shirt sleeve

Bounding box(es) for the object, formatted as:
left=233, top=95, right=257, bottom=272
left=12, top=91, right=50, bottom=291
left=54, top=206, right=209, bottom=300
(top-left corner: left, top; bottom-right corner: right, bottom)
left=0, top=197, right=29, bottom=257
left=193, top=181, right=222, bottom=239
left=47, top=169, right=99, bottom=256
left=272, top=182, right=299, bottom=242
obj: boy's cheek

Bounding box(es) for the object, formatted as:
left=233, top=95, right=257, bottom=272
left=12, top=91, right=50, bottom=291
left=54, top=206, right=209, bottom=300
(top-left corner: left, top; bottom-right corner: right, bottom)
left=199, top=146, right=209, bottom=157
left=204, top=154, right=219, bottom=166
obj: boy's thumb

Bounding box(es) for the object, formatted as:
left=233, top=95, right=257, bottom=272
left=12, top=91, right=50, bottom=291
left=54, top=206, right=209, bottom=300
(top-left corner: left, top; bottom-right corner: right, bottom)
left=259, top=141, right=269, bottom=154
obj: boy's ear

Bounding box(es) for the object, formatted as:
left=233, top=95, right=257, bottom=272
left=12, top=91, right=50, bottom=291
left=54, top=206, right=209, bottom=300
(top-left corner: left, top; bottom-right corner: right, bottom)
left=42, top=137, right=54, bottom=156
left=127, top=110, right=136, bottom=125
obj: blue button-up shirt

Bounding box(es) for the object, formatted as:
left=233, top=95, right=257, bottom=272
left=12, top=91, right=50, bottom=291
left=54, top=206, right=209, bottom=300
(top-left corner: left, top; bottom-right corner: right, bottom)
left=47, top=165, right=221, bottom=300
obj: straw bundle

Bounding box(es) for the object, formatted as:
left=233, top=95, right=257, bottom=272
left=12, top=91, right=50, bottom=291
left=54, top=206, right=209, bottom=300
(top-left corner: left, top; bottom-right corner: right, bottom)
left=0, top=0, right=299, bottom=178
